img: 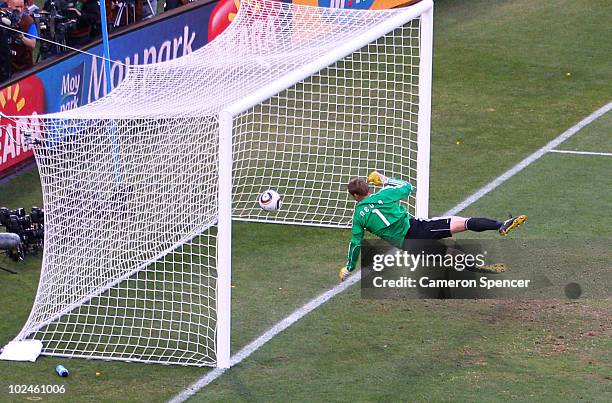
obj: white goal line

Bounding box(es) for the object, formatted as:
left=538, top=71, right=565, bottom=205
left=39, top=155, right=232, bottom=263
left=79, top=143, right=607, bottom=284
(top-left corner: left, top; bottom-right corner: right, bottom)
left=169, top=274, right=360, bottom=403
left=170, top=101, right=612, bottom=403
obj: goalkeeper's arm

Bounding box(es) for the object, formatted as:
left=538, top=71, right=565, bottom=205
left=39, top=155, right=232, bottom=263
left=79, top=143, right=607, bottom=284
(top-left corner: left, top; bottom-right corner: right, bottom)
left=346, top=240, right=360, bottom=272
left=340, top=223, right=364, bottom=280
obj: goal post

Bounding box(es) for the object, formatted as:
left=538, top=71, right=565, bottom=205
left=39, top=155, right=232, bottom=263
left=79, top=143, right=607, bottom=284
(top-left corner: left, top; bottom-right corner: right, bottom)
left=0, top=0, right=434, bottom=368
left=217, top=111, right=233, bottom=369
left=416, top=4, right=433, bottom=219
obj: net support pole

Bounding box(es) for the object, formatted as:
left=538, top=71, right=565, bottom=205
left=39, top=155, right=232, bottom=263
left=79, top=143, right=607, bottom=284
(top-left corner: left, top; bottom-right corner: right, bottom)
left=97, top=1, right=121, bottom=185
left=98, top=1, right=112, bottom=92
left=415, top=3, right=433, bottom=219
left=216, top=111, right=233, bottom=369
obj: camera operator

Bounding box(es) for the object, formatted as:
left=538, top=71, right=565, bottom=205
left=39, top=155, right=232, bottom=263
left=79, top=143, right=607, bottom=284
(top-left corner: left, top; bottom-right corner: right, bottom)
left=3, top=0, right=37, bottom=72
left=0, top=4, right=10, bottom=81
left=65, top=0, right=100, bottom=47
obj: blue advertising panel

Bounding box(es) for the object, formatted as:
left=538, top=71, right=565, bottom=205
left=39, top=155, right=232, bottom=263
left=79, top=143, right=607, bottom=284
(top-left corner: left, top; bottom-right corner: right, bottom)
left=37, top=4, right=216, bottom=112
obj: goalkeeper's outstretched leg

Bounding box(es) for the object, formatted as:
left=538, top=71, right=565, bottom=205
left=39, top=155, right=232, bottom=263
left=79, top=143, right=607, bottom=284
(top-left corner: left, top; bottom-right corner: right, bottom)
left=339, top=171, right=527, bottom=281
left=429, top=214, right=528, bottom=238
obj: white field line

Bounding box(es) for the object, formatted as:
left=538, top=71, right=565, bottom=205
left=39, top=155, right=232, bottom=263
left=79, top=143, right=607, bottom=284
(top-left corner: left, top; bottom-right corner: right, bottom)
left=549, top=149, right=612, bottom=157
left=169, top=274, right=360, bottom=403
left=446, top=101, right=612, bottom=216
left=170, top=101, right=612, bottom=403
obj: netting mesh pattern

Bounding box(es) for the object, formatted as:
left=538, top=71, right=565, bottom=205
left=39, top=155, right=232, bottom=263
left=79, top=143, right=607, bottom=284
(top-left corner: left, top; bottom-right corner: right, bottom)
left=24, top=117, right=220, bottom=365
left=232, top=24, right=421, bottom=225
left=13, top=0, right=427, bottom=366
left=47, top=0, right=418, bottom=119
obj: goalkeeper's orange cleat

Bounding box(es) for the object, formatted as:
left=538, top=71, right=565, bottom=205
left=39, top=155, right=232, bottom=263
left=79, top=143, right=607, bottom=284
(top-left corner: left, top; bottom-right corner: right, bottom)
left=499, top=215, right=527, bottom=236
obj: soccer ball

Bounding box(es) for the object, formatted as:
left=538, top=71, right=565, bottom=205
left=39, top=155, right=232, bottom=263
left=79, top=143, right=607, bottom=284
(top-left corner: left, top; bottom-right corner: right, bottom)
left=258, top=189, right=282, bottom=212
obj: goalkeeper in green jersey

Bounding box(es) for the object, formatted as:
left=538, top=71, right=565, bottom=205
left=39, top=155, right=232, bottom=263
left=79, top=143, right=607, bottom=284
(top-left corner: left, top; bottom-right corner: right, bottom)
left=339, top=171, right=527, bottom=281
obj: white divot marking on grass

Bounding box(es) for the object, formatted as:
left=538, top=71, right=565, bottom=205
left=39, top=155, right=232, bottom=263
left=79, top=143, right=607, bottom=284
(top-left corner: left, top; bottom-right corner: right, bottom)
left=170, top=101, right=612, bottom=402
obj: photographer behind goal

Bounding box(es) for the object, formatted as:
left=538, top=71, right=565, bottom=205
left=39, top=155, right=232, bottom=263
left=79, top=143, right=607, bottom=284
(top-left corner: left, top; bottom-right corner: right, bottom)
left=65, top=0, right=100, bottom=47
left=0, top=0, right=37, bottom=76
left=42, top=0, right=100, bottom=49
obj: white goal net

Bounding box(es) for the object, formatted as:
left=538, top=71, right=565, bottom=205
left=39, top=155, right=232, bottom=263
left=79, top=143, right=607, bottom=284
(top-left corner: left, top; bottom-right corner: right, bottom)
left=2, top=0, right=433, bottom=367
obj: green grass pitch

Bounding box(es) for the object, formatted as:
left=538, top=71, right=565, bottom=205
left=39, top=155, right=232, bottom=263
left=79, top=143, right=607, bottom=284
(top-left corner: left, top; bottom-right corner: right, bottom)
left=1, top=0, right=611, bottom=401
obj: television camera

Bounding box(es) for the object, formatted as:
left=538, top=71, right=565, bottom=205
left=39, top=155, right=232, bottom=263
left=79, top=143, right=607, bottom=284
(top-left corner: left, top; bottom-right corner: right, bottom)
left=0, top=7, right=22, bottom=81
left=0, top=206, right=45, bottom=263
left=32, top=0, right=77, bottom=60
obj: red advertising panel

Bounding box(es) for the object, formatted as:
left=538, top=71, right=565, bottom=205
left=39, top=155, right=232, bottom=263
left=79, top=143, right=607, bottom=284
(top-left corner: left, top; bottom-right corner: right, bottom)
left=0, top=76, right=45, bottom=176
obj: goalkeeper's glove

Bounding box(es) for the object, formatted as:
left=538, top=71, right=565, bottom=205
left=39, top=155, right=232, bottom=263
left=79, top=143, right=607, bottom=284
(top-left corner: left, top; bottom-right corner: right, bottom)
left=367, top=170, right=389, bottom=187
left=339, top=266, right=351, bottom=282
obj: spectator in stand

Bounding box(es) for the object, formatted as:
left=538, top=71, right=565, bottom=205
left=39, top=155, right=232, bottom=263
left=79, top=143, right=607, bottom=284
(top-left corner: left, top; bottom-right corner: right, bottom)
left=43, top=0, right=69, bottom=13
left=164, top=0, right=188, bottom=12
left=5, top=0, right=37, bottom=72
left=66, top=0, right=100, bottom=47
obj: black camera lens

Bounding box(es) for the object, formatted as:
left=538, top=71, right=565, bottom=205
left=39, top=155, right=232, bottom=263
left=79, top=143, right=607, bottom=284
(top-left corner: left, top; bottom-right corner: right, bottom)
left=31, top=207, right=44, bottom=224
left=0, top=207, right=9, bottom=226
left=7, top=215, right=20, bottom=233
left=20, top=215, right=32, bottom=229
